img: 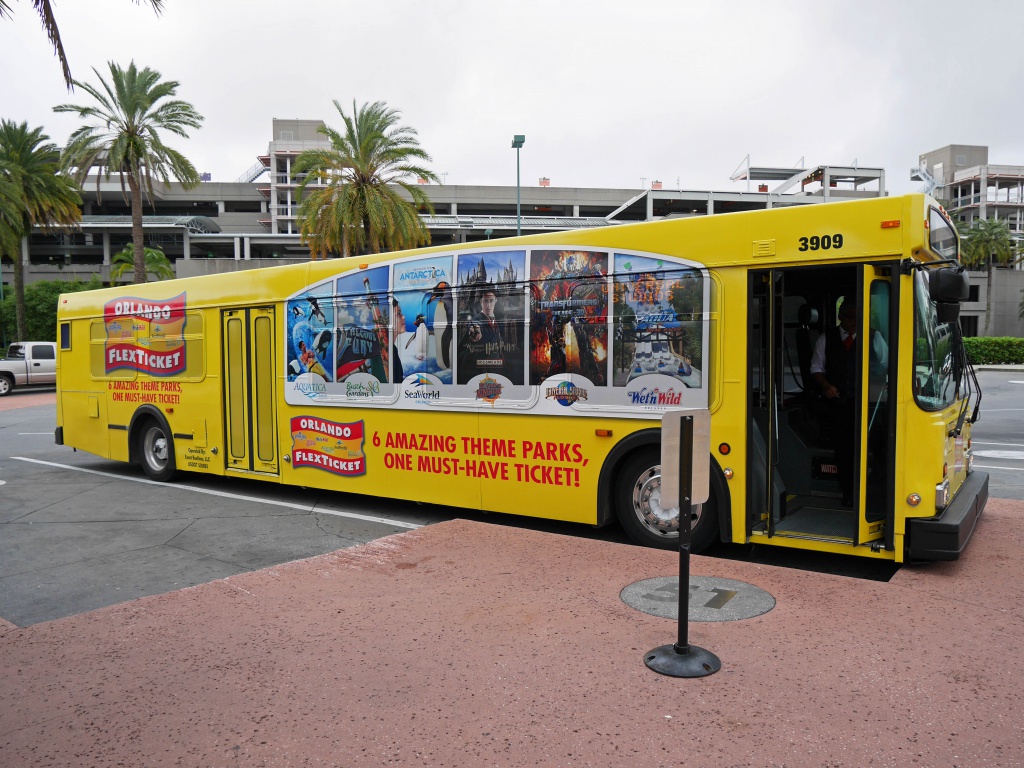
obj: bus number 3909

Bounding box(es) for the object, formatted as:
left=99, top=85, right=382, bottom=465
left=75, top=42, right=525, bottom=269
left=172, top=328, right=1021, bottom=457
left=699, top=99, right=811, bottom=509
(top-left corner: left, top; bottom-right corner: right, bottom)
left=798, top=234, right=843, bottom=251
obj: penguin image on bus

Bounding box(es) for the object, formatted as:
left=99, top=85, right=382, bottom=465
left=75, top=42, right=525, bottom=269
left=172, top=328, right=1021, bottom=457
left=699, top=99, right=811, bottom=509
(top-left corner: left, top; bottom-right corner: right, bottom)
left=392, top=256, right=454, bottom=383
left=405, top=314, right=430, bottom=361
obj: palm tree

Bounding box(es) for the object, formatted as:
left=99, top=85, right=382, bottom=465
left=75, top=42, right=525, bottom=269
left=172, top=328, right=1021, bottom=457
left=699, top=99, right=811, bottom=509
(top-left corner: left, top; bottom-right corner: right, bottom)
left=0, top=121, right=81, bottom=340
left=54, top=61, right=203, bottom=284
left=0, top=0, right=163, bottom=89
left=293, top=100, right=438, bottom=259
left=109, top=244, right=174, bottom=282
left=958, top=217, right=1020, bottom=336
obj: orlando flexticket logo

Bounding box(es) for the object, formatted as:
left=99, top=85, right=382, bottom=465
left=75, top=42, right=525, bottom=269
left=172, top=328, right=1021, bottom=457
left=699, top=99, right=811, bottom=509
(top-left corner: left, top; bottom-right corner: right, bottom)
left=290, top=416, right=366, bottom=476
left=103, top=293, right=187, bottom=376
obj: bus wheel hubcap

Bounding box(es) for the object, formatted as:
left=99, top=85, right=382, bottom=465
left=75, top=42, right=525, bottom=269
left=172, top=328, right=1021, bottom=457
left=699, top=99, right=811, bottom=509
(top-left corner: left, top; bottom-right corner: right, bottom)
left=146, top=430, right=167, bottom=468
left=632, top=466, right=701, bottom=537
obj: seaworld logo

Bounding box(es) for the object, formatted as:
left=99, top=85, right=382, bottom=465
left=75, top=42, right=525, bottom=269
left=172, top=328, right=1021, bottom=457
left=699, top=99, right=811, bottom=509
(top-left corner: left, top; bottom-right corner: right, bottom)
left=628, top=387, right=682, bottom=406
left=475, top=375, right=503, bottom=404
left=398, top=266, right=448, bottom=282
left=404, top=374, right=440, bottom=400
left=346, top=380, right=380, bottom=398
left=545, top=381, right=588, bottom=406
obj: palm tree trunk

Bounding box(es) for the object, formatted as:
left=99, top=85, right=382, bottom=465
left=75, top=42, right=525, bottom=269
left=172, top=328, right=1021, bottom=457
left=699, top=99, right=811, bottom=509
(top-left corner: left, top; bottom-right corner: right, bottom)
left=128, top=174, right=146, bottom=284
left=13, top=236, right=26, bottom=340
left=984, top=260, right=993, bottom=337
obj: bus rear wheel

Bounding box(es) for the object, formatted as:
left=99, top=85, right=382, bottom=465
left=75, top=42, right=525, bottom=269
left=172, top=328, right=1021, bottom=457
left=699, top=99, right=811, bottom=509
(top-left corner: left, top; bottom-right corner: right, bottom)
left=137, top=418, right=177, bottom=482
left=615, top=448, right=718, bottom=552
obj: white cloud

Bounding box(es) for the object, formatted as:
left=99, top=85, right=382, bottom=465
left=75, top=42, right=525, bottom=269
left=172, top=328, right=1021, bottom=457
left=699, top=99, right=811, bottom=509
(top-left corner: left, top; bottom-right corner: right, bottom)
left=1, top=0, right=1019, bottom=192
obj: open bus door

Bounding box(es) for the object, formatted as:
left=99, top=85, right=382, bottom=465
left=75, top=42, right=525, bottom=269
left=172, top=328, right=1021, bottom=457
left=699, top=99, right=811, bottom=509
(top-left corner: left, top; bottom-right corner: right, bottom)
left=223, top=307, right=280, bottom=475
left=748, top=264, right=897, bottom=552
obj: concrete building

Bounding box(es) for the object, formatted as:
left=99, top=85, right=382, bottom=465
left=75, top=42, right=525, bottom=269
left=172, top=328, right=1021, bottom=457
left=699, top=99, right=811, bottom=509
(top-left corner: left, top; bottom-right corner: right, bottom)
left=5, top=117, right=889, bottom=291
left=916, top=144, right=1024, bottom=337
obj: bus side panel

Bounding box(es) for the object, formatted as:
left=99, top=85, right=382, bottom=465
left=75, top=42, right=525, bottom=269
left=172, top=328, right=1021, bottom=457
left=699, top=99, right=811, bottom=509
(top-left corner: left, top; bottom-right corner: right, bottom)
left=279, top=406, right=483, bottom=510
left=59, top=390, right=111, bottom=460
left=478, top=414, right=617, bottom=525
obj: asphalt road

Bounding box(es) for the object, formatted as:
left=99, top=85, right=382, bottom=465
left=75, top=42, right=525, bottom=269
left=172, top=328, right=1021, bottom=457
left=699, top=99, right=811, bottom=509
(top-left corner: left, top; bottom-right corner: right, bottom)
left=2, top=369, right=1020, bottom=627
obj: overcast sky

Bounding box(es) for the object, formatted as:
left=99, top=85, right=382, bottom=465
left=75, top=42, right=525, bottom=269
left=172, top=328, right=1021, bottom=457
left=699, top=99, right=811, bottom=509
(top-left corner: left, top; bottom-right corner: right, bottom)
left=1, top=0, right=1019, bottom=194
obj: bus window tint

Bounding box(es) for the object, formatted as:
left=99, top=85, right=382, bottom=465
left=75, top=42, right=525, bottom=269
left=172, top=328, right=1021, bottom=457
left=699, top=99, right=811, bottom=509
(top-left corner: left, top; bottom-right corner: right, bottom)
left=913, top=270, right=956, bottom=409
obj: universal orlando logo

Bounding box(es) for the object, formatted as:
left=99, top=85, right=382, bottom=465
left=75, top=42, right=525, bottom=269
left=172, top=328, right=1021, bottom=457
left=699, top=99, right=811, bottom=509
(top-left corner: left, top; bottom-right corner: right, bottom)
left=545, top=380, right=588, bottom=406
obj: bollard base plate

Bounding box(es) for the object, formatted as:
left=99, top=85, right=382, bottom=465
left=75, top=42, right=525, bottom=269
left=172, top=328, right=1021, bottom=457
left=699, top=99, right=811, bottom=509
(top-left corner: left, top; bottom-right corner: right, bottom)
left=644, top=644, right=721, bottom=678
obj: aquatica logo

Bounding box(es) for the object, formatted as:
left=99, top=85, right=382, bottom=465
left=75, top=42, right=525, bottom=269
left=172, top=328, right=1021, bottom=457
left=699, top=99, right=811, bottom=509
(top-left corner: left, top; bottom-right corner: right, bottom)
left=346, top=380, right=380, bottom=398
left=295, top=377, right=327, bottom=399
left=628, top=387, right=682, bottom=407
left=404, top=374, right=440, bottom=401
left=545, top=380, right=588, bottom=406
left=475, top=375, right=503, bottom=404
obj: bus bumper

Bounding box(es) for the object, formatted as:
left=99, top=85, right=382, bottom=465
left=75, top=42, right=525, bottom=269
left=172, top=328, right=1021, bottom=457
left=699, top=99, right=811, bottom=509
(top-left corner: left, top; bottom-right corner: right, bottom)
left=906, top=471, right=989, bottom=561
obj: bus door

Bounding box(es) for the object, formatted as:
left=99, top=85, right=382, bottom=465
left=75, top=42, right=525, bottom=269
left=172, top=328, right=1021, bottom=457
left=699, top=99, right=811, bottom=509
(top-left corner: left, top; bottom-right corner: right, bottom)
left=860, top=267, right=897, bottom=549
left=222, top=307, right=280, bottom=475
left=748, top=264, right=891, bottom=549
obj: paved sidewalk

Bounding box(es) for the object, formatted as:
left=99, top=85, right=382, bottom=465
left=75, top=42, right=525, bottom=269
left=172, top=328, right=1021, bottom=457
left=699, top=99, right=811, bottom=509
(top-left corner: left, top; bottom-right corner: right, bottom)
left=2, top=498, right=1023, bottom=767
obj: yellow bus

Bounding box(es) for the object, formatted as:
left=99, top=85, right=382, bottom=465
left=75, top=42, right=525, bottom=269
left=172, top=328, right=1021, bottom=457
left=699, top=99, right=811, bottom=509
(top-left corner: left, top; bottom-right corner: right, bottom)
left=55, top=193, right=987, bottom=562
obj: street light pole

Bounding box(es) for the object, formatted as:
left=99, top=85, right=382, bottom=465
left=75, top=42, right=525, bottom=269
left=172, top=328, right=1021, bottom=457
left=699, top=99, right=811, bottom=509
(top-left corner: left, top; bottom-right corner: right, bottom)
left=511, top=134, right=525, bottom=236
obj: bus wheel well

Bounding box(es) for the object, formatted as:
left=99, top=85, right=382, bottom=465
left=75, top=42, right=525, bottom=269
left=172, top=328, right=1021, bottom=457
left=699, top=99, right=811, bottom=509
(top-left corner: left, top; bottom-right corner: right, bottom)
left=128, top=407, right=178, bottom=482
left=600, top=431, right=731, bottom=550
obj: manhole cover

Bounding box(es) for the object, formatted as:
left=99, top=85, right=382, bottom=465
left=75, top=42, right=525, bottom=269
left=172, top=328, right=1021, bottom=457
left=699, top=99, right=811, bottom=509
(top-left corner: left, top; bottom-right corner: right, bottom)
left=621, top=575, right=775, bottom=622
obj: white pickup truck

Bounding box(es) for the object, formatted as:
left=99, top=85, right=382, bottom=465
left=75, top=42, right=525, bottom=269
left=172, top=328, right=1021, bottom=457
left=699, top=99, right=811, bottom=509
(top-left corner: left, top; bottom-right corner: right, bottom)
left=0, top=342, right=58, bottom=396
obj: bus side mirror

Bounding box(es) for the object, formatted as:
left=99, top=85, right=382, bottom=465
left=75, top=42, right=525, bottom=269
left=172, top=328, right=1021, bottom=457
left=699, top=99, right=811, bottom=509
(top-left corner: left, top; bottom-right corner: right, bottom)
left=929, top=266, right=969, bottom=302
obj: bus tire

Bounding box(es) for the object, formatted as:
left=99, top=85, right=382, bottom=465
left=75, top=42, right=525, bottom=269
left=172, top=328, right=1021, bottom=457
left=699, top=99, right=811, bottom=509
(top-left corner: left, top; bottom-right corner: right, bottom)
left=615, top=447, right=718, bottom=552
left=137, top=417, right=177, bottom=482
left=0, top=374, right=12, bottom=396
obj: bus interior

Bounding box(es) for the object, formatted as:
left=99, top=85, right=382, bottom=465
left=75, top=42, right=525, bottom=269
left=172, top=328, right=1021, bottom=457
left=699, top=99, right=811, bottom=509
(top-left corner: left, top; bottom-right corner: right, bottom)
left=748, top=263, right=896, bottom=550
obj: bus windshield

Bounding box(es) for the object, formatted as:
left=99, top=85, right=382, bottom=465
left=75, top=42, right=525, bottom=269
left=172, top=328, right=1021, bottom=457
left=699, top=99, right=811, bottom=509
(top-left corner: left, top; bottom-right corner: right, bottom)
left=913, top=269, right=957, bottom=410
left=929, top=207, right=958, bottom=260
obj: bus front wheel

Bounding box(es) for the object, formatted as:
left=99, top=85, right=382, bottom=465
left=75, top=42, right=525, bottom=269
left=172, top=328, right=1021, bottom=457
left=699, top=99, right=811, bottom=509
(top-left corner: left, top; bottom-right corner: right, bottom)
left=137, top=418, right=177, bottom=482
left=615, top=448, right=718, bottom=552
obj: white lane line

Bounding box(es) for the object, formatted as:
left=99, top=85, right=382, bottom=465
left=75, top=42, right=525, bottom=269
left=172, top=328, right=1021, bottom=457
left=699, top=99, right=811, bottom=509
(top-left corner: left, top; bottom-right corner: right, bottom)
left=979, top=408, right=1024, bottom=412
left=17, top=432, right=53, bottom=435
left=975, top=465, right=1024, bottom=472
left=974, top=441, right=1024, bottom=448
left=10, top=457, right=421, bottom=530
left=973, top=450, right=1024, bottom=460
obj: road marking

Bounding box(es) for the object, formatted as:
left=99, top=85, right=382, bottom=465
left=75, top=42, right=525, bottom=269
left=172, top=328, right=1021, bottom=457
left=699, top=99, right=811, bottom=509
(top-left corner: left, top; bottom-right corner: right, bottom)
left=975, top=464, right=1024, bottom=472
left=974, top=450, right=1024, bottom=460
left=978, top=408, right=1024, bottom=412
left=974, top=441, right=1024, bottom=448
left=1008, top=381, right=1024, bottom=384
left=9, top=457, right=422, bottom=530
left=17, top=432, right=53, bottom=435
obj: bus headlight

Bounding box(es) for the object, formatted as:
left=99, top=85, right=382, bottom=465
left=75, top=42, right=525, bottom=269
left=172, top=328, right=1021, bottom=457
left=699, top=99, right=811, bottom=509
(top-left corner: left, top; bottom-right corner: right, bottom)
left=935, top=478, right=951, bottom=510
left=966, top=446, right=974, bottom=474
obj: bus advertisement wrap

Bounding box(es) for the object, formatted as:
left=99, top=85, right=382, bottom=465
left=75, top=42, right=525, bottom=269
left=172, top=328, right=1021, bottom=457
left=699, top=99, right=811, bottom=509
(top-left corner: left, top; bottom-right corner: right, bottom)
left=282, top=246, right=710, bottom=416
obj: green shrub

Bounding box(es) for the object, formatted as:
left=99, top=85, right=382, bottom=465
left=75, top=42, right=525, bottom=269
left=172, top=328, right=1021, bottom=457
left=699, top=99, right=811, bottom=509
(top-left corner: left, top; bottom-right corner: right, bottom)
left=0, top=277, right=104, bottom=344
left=963, top=336, right=1024, bottom=365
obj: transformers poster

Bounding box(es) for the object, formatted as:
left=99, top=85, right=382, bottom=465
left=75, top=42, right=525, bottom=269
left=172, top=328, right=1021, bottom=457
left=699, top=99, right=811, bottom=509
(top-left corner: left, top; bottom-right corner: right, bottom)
left=529, top=250, right=608, bottom=386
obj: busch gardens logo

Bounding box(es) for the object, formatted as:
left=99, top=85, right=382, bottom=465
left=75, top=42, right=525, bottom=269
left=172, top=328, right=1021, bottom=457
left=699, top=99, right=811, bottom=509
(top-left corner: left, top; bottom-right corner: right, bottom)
left=545, top=380, right=588, bottom=406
